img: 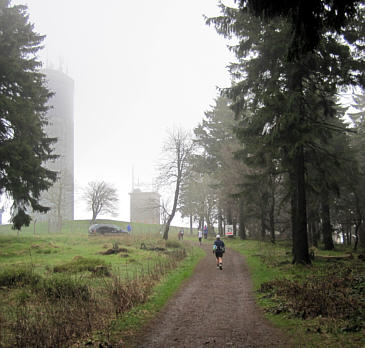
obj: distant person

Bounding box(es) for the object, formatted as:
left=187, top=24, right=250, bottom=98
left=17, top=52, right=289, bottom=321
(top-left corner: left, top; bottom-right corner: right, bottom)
left=213, top=234, right=225, bottom=270
left=127, top=223, right=132, bottom=234
left=203, top=225, right=208, bottom=239
left=180, top=228, right=184, bottom=240
left=198, top=229, right=203, bottom=245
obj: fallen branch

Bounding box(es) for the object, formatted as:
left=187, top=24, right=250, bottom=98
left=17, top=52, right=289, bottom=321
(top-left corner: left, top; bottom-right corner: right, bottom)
left=315, top=254, right=353, bottom=261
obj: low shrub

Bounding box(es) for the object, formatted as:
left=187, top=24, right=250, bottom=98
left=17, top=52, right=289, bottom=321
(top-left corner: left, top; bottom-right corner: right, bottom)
left=108, top=276, right=153, bottom=317
left=53, top=257, right=110, bottom=275
left=8, top=291, right=98, bottom=348
left=106, top=244, right=189, bottom=318
left=14, top=289, right=32, bottom=305
left=36, top=275, right=91, bottom=302
left=165, top=248, right=187, bottom=261
left=0, top=267, right=41, bottom=288
left=259, top=264, right=365, bottom=330
left=165, top=240, right=181, bottom=249
left=0, top=233, right=191, bottom=348
left=35, top=248, right=56, bottom=254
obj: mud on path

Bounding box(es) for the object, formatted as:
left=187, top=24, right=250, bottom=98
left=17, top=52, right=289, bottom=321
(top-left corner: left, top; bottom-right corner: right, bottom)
left=131, top=243, right=292, bottom=348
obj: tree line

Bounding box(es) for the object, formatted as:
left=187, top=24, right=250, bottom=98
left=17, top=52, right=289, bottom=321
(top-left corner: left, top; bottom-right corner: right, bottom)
left=174, top=2, right=365, bottom=264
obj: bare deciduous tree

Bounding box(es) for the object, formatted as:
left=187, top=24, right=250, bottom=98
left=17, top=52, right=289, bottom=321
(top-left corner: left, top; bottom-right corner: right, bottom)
left=156, top=128, right=195, bottom=240
left=83, top=181, right=119, bottom=223
left=41, top=169, right=73, bottom=232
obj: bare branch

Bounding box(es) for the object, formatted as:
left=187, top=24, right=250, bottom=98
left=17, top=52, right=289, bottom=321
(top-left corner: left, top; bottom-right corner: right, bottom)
left=83, top=181, right=119, bottom=223
left=155, top=127, right=195, bottom=239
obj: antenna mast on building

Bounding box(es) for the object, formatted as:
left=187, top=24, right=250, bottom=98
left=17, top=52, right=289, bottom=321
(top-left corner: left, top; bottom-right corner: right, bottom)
left=131, top=165, right=135, bottom=191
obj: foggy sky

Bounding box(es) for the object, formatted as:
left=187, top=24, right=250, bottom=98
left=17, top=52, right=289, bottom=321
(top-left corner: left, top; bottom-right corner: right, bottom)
left=11, top=0, right=233, bottom=224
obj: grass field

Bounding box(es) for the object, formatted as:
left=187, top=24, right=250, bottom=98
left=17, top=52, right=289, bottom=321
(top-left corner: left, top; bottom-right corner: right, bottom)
left=0, top=219, right=202, bottom=348
left=226, top=239, right=365, bottom=348
left=0, top=219, right=190, bottom=272
left=4, top=221, right=362, bottom=348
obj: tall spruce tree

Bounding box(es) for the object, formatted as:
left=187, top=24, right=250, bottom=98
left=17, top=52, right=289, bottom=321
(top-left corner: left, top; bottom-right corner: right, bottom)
left=238, top=0, right=362, bottom=58
left=193, top=96, right=249, bottom=237
left=0, top=0, right=57, bottom=229
left=207, top=3, right=365, bottom=263
left=349, top=92, right=365, bottom=248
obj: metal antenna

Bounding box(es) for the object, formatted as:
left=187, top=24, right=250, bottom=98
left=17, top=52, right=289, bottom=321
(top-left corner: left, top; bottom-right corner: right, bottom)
left=132, top=165, right=135, bottom=191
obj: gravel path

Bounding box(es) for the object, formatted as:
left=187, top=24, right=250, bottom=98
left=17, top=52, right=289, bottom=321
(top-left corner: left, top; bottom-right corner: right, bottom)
left=131, top=243, right=292, bottom=348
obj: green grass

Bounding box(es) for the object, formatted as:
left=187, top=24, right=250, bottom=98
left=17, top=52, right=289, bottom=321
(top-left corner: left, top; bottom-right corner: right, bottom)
left=0, top=220, right=193, bottom=277
left=226, top=238, right=365, bottom=348
left=0, top=219, right=193, bottom=238
left=228, top=239, right=288, bottom=290
left=0, top=220, right=203, bottom=347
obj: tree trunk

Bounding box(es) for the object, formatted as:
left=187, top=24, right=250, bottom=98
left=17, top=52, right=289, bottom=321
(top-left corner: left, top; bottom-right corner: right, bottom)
left=308, top=206, right=319, bottom=247
left=238, top=196, right=246, bottom=239
left=218, top=208, right=224, bottom=236
left=290, top=172, right=297, bottom=255
left=269, top=193, right=275, bottom=244
left=292, top=146, right=311, bottom=264
left=359, top=222, right=365, bottom=249
left=207, top=215, right=212, bottom=235
left=353, top=221, right=360, bottom=251
left=341, top=225, right=346, bottom=246
left=260, top=189, right=268, bottom=240
left=321, top=187, right=334, bottom=250
left=56, top=185, right=63, bottom=232
left=91, top=209, right=97, bottom=224
left=314, top=221, right=320, bottom=247
left=163, top=178, right=181, bottom=240
left=189, top=214, right=193, bottom=235
left=163, top=216, right=172, bottom=240
left=233, top=217, right=237, bottom=236
left=308, top=220, right=313, bottom=246
left=347, top=224, right=352, bottom=246
left=260, top=209, right=266, bottom=241
left=226, top=206, right=233, bottom=225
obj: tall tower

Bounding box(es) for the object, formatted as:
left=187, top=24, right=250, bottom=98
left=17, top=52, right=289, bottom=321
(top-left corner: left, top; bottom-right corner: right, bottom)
left=129, top=189, right=160, bottom=224
left=39, top=68, right=74, bottom=224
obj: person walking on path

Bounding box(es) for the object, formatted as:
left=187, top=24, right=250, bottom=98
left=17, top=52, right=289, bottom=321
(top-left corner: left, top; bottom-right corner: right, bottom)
left=198, top=229, right=203, bottom=245
left=213, top=234, right=225, bottom=270
left=203, top=225, right=208, bottom=239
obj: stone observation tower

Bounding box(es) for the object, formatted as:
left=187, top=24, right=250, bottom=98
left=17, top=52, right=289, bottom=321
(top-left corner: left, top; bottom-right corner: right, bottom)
left=129, top=188, right=160, bottom=224
left=38, top=68, right=74, bottom=225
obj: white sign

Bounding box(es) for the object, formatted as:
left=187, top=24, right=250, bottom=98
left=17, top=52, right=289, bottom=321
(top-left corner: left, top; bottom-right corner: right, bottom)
left=225, top=225, right=234, bottom=236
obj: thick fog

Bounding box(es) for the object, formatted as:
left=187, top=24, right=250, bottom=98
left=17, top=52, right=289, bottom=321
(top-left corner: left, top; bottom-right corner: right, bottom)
left=10, top=0, right=233, bottom=223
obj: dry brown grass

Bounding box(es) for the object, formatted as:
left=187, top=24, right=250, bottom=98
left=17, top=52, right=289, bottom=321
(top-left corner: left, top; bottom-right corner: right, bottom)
left=0, top=246, right=188, bottom=347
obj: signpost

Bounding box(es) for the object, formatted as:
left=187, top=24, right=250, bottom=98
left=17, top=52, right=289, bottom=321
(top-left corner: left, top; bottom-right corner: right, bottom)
left=225, top=225, right=233, bottom=236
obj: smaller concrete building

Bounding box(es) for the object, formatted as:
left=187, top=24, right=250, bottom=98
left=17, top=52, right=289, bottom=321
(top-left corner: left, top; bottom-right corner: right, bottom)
left=129, top=189, right=160, bottom=224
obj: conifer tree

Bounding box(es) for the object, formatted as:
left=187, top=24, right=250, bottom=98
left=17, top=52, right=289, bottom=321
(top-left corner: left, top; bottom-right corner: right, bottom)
left=207, top=3, right=365, bottom=263
left=193, top=96, right=248, bottom=237
left=348, top=92, right=365, bottom=248
left=238, top=0, right=362, bottom=58
left=0, top=0, right=57, bottom=229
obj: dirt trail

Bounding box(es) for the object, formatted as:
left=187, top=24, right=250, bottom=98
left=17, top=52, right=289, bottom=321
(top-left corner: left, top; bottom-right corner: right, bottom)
left=131, top=243, right=292, bottom=348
